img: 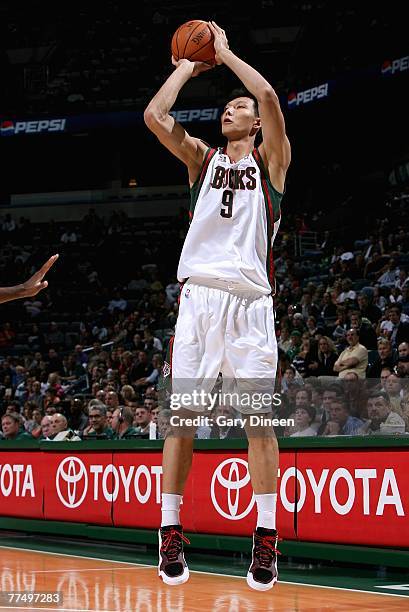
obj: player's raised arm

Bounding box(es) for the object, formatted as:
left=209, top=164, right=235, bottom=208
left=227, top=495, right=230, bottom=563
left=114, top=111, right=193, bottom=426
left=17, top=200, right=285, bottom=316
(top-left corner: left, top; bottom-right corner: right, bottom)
left=208, top=21, right=291, bottom=193
left=144, top=58, right=212, bottom=184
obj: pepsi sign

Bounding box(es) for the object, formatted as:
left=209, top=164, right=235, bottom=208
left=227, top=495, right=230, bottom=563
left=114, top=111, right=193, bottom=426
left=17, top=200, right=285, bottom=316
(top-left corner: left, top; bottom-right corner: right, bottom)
left=287, top=83, right=329, bottom=108
left=0, top=118, right=67, bottom=136
left=381, top=56, right=409, bottom=76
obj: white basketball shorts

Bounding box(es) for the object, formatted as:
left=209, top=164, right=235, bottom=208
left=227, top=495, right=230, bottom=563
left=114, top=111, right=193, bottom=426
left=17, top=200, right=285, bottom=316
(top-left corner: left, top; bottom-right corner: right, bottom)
left=170, top=278, right=278, bottom=414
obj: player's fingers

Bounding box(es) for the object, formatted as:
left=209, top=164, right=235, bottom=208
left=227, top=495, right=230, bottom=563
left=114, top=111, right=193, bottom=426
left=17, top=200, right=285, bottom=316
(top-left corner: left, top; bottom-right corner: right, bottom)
left=37, top=253, right=59, bottom=278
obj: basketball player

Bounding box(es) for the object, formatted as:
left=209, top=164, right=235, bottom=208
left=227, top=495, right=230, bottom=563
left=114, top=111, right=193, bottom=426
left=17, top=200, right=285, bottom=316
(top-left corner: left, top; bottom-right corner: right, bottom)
left=0, top=254, right=59, bottom=304
left=144, top=21, right=290, bottom=591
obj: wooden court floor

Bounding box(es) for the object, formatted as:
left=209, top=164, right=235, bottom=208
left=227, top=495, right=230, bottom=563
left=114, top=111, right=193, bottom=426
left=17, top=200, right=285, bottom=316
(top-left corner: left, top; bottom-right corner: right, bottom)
left=0, top=546, right=406, bottom=611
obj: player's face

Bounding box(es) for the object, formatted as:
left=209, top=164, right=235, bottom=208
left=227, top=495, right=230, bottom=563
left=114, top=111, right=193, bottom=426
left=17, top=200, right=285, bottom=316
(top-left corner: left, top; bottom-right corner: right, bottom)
left=221, top=97, right=259, bottom=139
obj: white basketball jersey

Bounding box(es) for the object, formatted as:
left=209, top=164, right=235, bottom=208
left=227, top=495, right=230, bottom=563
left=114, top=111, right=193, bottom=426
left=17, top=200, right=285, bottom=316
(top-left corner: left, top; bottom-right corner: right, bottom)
left=177, top=147, right=283, bottom=295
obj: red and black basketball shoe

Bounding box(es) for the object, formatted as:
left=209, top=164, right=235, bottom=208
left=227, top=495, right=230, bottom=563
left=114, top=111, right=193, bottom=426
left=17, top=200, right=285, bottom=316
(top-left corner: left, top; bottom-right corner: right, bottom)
left=158, top=525, right=190, bottom=585
left=246, top=527, right=280, bottom=591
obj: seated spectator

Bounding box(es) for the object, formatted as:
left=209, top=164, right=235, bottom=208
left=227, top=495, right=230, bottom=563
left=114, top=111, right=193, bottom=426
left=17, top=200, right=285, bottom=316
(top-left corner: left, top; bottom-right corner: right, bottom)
left=27, top=380, right=43, bottom=407
left=143, top=327, right=163, bottom=353
left=27, top=408, right=43, bottom=439
left=332, top=306, right=349, bottom=348
left=105, top=390, right=120, bottom=412
left=299, top=291, right=320, bottom=319
left=134, top=404, right=153, bottom=437
left=401, top=286, right=409, bottom=316
left=108, top=290, right=127, bottom=313
left=68, top=396, right=89, bottom=434
left=5, top=400, right=21, bottom=415
left=372, top=286, right=388, bottom=312
left=337, top=278, right=356, bottom=304
left=130, top=350, right=153, bottom=383
left=359, top=391, right=405, bottom=435
left=395, top=269, right=409, bottom=292
left=380, top=367, right=393, bottom=389
left=83, top=404, right=114, bottom=439
left=281, top=365, right=303, bottom=392
left=293, top=337, right=315, bottom=378
left=377, top=258, right=399, bottom=288
left=388, top=305, right=409, bottom=349
left=364, top=250, right=389, bottom=279
left=112, top=406, right=140, bottom=439
left=367, top=338, right=397, bottom=378
left=40, top=415, right=52, bottom=439
left=134, top=354, right=163, bottom=388
left=286, top=330, right=302, bottom=361
left=334, top=329, right=368, bottom=379
left=328, top=396, right=364, bottom=435
left=357, top=293, right=382, bottom=325
left=342, top=371, right=369, bottom=418
left=396, top=342, right=409, bottom=377
left=349, top=310, right=377, bottom=350
left=286, top=388, right=313, bottom=435
left=389, top=286, right=403, bottom=306
left=305, top=316, right=321, bottom=339
left=306, top=336, right=338, bottom=377
left=292, top=312, right=306, bottom=333
left=278, top=327, right=291, bottom=353
left=384, top=373, right=404, bottom=416
left=320, top=292, right=338, bottom=325
left=290, top=405, right=317, bottom=437
left=1, top=412, right=32, bottom=440
left=120, top=384, right=137, bottom=405
left=316, top=384, right=341, bottom=432
left=44, top=404, right=58, bottom=416
left=43, top=388, right=61, bottom=412
left=48, top=413, right=81, bottom=441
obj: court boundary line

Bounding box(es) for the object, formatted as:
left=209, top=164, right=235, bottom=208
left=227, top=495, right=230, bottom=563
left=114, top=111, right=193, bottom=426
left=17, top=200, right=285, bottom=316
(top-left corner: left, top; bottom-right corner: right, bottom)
left=0, top=544, right=407, bottom=600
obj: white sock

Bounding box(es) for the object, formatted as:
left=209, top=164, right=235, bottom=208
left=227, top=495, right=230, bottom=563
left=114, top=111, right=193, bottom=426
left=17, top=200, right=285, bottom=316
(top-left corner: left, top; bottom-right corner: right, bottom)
left=255, top=493, right=277, bottom=530
left=161, top=493, right=182, bottom=527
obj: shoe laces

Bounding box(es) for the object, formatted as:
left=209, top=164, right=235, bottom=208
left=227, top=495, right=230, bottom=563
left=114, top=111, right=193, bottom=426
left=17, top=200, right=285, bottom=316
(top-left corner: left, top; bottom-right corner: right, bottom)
left=161, top=528, right=190, bottom=562
left=255, top=534, right=282, bottom=567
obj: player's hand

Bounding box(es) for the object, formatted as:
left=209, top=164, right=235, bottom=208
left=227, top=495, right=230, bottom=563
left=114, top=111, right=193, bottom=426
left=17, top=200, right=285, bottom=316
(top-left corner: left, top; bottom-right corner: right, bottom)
left=171, top=56, right=214, bottom=77
left=208, top=21, right=229, bottom=65
left=20, top=254, right=59, bottom=298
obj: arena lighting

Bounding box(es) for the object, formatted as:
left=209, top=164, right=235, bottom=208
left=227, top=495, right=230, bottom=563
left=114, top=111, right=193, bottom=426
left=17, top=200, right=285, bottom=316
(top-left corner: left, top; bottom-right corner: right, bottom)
left=128, top=178, right=137, bottom=187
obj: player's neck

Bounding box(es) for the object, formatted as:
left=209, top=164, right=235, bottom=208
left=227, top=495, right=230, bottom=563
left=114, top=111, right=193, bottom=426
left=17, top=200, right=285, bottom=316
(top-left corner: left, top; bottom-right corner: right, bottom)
left=225, top=139, right=254, bottom=163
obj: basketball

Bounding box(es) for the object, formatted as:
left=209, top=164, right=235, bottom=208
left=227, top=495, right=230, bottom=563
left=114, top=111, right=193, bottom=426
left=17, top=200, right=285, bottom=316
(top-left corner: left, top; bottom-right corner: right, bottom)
left=171, top=20, right=215, bottom=65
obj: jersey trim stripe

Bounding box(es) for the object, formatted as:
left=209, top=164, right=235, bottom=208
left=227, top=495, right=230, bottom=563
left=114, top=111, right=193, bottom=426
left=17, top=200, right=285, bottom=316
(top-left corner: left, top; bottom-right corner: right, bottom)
left=252, top=148, right=277, bottom=292
left=252, top=147, right=282, bottom=220
left=189, top=147, right=218, bottom=219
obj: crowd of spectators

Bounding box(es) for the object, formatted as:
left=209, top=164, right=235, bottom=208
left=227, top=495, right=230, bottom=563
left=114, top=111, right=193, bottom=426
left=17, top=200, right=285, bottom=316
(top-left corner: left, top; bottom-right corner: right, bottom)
left=1, top=189, right=409, bottom=440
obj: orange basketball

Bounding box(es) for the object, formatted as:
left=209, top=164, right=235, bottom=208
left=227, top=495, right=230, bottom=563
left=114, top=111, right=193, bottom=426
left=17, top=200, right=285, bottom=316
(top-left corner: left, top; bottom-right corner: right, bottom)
left=171, top=20, right=215, bottom=65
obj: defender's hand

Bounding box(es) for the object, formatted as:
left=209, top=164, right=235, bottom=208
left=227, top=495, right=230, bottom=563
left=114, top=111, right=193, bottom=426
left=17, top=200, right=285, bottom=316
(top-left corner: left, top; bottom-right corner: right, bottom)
left=20, top=254, right=59, bottom=297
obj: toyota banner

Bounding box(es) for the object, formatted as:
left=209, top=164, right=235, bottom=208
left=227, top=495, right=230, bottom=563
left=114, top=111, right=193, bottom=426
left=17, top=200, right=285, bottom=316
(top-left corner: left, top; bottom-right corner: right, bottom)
left=0, top=449, right=407, bottom=546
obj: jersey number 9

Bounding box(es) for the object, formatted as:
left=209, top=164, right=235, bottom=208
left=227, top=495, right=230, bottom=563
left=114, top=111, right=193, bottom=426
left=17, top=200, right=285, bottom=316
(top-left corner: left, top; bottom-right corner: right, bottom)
left=220, top=189, right=233, bottom=218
